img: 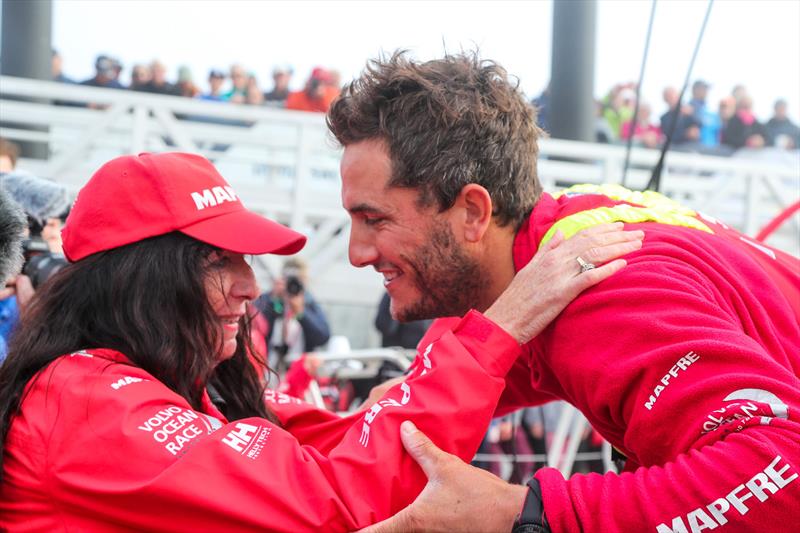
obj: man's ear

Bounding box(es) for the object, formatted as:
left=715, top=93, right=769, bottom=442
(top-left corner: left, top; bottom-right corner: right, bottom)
left=454, top=184, right=493, bottom=243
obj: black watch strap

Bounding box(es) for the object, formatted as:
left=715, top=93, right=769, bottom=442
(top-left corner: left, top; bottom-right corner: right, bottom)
left=511, top=478, right=551, bottom=533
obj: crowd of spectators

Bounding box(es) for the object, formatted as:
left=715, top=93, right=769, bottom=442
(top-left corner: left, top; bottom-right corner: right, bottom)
left=51, top=50, right=341, bottom=114
left=49, top=50, right=800, bottom=151
left=533, top=79, right=800, bottom=154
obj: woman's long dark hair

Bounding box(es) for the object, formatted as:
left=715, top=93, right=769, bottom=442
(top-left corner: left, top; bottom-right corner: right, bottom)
left=0, top=232, right=278, bottom=475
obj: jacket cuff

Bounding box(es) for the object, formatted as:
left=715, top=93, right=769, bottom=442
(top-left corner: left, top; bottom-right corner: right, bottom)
left=450, top=310, right=523, bottom=378
left=533, top=467, right=571, bottom=533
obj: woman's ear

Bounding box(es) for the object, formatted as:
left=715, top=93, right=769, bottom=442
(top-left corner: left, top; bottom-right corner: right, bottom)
left=454, top=184, right=493, bottom=243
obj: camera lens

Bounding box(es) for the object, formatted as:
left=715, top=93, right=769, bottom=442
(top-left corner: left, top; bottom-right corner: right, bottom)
left=22, top=253, right=67, bottom=289
left=286, top=276, right=303, bottom=296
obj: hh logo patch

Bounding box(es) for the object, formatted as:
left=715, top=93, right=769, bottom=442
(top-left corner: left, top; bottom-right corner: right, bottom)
left=222, top=422, right=271, bottom=460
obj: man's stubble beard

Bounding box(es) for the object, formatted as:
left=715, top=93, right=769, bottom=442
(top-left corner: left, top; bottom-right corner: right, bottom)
left=393, top=220, right=489, bottom=322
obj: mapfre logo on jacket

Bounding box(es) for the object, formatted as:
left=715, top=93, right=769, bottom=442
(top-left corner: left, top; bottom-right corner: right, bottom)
left=110, top=375, right=148, bottom=390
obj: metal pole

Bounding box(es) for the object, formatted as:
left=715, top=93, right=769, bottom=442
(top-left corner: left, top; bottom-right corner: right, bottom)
left=549, top=0, right=597, bottom=142
left=1, top=0, right=53, bottom=160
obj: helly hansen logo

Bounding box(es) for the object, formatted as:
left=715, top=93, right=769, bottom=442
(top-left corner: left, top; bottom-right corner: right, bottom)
left=191, top=186, right=239, bottom=210
left=222, top=422, right=258, bottom=452
left=221, top=422, right=271, bottom=460
left=656, top=455, right=797, bottom=532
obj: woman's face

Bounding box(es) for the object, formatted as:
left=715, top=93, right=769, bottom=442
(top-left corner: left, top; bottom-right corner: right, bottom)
left=204, top=251, right=259, bottom=361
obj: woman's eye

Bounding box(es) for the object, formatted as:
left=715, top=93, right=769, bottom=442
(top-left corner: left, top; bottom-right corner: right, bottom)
left=208, top=251, right=231, bottom=268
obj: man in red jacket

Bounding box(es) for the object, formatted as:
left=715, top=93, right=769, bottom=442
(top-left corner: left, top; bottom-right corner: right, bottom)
left=326, top=52, right=800, bottom=532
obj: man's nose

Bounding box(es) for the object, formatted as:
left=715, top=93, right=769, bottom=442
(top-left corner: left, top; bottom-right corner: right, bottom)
left=348, top=227, right=378, bottom=268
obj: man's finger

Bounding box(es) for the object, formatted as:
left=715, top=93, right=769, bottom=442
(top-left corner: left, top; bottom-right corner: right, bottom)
left=574, top=258, right=627, bottom=289
left=399, top=421, right=449, bottom=479
left=581, top=238, right=643, bottom=265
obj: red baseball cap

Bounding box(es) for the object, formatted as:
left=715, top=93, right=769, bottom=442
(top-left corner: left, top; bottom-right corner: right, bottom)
left=310, top=67, right=333, bottom=83
left=62, top=152, right=306, bottom=262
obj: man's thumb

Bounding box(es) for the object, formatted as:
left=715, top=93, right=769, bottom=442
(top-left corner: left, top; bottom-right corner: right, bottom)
left=354, top=509, right=413, bottom=533
left=399, top=421, right=446, bottom=477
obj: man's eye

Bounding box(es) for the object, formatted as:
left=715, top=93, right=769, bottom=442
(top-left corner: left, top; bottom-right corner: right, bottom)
left=364, top=216, right=384, bottom=226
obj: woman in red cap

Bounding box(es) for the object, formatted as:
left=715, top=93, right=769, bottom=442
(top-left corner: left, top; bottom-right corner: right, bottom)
left=0, top=152, right=640, bottom=531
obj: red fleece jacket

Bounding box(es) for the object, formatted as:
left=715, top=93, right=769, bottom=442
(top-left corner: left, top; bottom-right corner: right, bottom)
left=500, top=192, right=800, bottom=532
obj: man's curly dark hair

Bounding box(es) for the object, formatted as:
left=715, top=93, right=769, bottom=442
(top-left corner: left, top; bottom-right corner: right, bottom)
left=327, top=50, right=543, bottom=229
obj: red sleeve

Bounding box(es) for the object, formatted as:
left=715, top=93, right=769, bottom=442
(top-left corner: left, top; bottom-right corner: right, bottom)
left=531, top=231, right=800, bottom=532
left=410, top=318, right=556, bottom=418
left=493, top=356, right=559, bottom=417
left=9, top=311, right=521, bottom=532
left=270, top=313, right=523, bottom=455
left=278, top=355, right=314, bottom=399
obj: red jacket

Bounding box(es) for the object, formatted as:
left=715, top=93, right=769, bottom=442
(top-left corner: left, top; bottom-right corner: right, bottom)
left=500, top=189, right=799, bottom=532
left=0, top=311, right=521, bottom=532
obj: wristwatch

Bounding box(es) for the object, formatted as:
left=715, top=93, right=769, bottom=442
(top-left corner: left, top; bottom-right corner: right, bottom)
left=511, top=478, right=551, bottom=533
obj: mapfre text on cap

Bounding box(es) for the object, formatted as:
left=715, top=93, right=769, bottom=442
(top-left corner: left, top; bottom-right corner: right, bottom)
left=191, top=186, right=239, bottom=210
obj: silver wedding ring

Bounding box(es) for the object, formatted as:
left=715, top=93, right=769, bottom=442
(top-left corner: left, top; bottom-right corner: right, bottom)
left=576, top=256, right=596, bottom=273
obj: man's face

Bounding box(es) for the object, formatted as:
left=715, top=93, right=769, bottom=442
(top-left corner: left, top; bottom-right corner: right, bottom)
left=341, top=139, right=487, bottom=322
left=693, top=85, right=708, bottom=101
left=210, top=76, right=224, bottom=93
left=152, top=63, right=167, bottom=84
left=274, top=72, right=291, bottom=91
left=231, top=66, right=247, bottom=89
left=663, top=88, right=679, bottom=108
left=0, top=155, right=13, bottom=173
left=52, top=54, right=62, bottom=77
left=307, top=78, right=325, bottom=99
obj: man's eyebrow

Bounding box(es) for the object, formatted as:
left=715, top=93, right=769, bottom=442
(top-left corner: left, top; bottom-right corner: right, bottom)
left=347, top=203, right=384, bottom=215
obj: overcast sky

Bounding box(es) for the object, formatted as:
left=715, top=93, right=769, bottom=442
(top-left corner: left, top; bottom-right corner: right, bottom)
left=51, top=0, right=800, bottom=121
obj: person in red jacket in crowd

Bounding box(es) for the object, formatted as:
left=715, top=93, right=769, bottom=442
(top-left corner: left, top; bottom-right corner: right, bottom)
left=286, top=67, right=340, bottom=113
left=323, top=52, right=800, bottom=533
left=0, top=151, right=639, bottom=531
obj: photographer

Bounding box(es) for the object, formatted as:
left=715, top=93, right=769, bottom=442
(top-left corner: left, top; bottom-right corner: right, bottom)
left=253, top=257, right=330, bottom=372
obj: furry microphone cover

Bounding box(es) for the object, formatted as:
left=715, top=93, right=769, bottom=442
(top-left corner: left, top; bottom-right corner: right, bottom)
left=1, top=171, right=70, bottom=224
left=0, top=187, right=26, bottom=282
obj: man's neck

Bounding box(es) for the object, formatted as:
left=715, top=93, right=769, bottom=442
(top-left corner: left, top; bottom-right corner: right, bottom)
left=475, top=224, right=517, bottom=313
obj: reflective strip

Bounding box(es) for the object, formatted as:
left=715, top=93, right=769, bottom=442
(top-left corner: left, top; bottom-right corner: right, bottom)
left=542, top=184, right=713, bottom=246
left=552, top=183, right=695, bottom=214
left=202, top=414, right=224, bottom=431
